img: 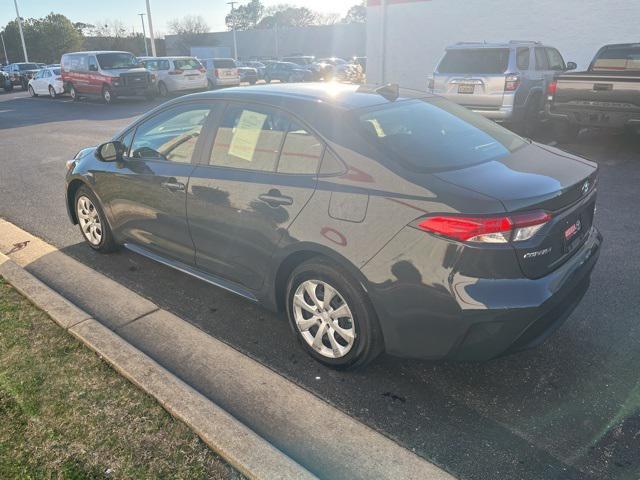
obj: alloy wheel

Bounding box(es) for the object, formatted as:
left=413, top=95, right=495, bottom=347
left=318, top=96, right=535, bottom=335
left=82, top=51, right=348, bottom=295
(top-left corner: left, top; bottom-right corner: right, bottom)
left=293, top=280, right=356, bottom=359
left=49, top=86, right=56, bottom=98
left=76, top=195, right=103, bottom=246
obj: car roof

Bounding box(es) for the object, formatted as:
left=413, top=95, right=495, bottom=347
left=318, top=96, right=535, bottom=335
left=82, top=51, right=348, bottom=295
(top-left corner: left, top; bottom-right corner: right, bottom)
left=446, top=41, right=544, bottom=50
left=64, top=51, right=134, bottom=56
left=174, top=83, right=433, bottom=110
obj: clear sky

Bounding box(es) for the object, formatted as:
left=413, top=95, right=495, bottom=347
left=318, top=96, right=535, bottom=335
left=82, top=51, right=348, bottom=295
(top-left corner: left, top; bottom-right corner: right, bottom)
left=1, top=1, right=354, bottom=36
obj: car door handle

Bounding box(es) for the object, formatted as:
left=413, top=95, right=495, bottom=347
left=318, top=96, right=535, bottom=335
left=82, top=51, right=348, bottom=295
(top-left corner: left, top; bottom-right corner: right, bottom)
left=161, top=181, right=185, bottom=192
left=258, top=192, right=293, bottom=207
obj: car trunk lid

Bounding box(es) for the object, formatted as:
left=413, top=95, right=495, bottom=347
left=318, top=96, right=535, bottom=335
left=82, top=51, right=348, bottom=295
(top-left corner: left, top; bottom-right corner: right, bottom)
left=434, top=143, right=598, bottom=278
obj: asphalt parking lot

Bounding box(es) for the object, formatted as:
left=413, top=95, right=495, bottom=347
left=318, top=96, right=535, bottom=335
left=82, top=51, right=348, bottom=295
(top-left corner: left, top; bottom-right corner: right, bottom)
left=1, top=89, right=639, bottom=480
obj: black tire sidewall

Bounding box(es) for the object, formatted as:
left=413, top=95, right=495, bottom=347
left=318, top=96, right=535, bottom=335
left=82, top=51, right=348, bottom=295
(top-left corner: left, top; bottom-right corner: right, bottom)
left=158, top=82, right=168, bottom=97
left=102, top=86, right=113, bottom=104
left=28, top=85, right=35, bottom=97
left=286, top=259, right=382, bottom=369
left=69, top=84, right=78, bottom=101
left=49, top=86, right=56, bottom=98
left=75, top=186, right=116, bottom=252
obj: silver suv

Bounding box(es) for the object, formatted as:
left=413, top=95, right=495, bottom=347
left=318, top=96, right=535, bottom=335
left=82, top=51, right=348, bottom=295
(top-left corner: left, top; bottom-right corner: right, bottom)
left=429, top=41, right=576, bottom=133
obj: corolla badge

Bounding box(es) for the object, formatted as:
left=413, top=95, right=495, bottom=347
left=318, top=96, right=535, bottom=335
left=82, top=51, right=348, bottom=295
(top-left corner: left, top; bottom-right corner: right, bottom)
left=581, top=180, right=590, bottom=195
left=523, top=247, right=552, bottom=259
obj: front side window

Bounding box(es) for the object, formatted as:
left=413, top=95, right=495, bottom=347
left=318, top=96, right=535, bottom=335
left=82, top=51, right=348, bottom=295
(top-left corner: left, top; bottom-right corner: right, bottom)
left=210, top=104, right=288, bottom=171
left=546, top=48, right=565, bottom=71
left=438, top=49, right=510, bottom=74
left=143, top=60, right=158, bottom=71
left=96, top=53, right=140, bottom=70
left=88, top=56, right=98, bottom=71
left=159, top=60, right=171, bottom=71
left=357, top=98, right=527, bottom=172
left=130, top=104, right=211, bottom=163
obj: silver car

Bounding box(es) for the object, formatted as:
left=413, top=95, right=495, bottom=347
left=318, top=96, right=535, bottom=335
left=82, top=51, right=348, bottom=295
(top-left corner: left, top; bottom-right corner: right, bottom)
left=429, top=41, right=576, bottom=133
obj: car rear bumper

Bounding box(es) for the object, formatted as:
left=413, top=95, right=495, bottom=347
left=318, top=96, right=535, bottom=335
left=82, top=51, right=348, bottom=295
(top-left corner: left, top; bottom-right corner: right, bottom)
left=362, top=225, right=602, bottom=361
left=212, top=77, right=240, bottom=86
left=546, top=103, right=640, bottom=128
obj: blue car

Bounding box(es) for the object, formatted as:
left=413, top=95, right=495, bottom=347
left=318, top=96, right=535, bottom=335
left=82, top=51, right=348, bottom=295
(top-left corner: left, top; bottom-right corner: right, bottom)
left=264, top=62, right=313, bottom=83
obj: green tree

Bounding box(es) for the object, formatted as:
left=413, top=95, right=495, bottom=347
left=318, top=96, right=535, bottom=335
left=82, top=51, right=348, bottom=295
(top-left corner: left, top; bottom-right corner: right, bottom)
left=2, top=13, right=83, bottom=64
left=225, top=0, right=265, bottom=31
left=343, top=2, right=366, bottom=24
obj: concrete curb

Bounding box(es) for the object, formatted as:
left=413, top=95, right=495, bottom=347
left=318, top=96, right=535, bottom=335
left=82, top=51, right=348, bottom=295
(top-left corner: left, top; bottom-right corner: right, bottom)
left=0, top=252, right=317, bottom=480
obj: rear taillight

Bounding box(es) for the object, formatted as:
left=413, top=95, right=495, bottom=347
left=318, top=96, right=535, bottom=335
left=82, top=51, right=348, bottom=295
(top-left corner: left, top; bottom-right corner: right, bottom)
left=168, top=69, right=184, bottom=75
left=504, top=74, right=521, bottom=92
left=198, top=67, right=206, bottom=73
left=417, top=210, right=551, bottom=244
left=547, top=80, right=558, bottom=101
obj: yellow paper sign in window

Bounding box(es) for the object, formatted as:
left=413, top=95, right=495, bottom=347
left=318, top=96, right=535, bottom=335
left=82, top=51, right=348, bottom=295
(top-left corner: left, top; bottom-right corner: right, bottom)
left=228, top=110, right=267, bottom=162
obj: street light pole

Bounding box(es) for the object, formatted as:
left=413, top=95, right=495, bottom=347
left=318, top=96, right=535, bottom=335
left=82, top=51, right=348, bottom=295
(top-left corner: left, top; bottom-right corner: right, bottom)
left=138, top=13, right=149, bottom=57
left=145, top=0, right=157, bottom=57
left=13, top=0, right=28, bottom=62
left=0, top=33, right=9, bottom=65
left=227, top=1, right=238, bottom=60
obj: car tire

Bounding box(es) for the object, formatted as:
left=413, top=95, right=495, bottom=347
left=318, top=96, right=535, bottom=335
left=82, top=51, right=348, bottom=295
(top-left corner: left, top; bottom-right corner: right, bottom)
left=21, top=79, right=28, bottom=89
left=48, top=86, right=57, bottom=99
left=520, top=95, right=541, bottom=138
left=288, top=74, right=295, bottom=83
left=3, top=82, right=13, bottom=92
left=249, top=79, right=256, bottom=85
left=28, top=85, right=37, bottom=97
left=74, top=185, right=118, bottom=253
left=286, top=258, right=384, bottom=370
left=158, top=81, right=169, bottom=97
left=264, top=76, right=271, bottom=84
left=101, top=85, right=113, bottom=104
left=69, top=83, right=79, bottom=101
left=207, top=79, right=215, bottom=90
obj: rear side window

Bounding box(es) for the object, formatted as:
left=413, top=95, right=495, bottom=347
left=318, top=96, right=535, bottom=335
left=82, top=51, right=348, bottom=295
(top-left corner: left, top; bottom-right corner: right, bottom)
left=159, top=60, right=170, bottom=70
left=277, top=121, right=323, bottom=175
left=210, top=104, right=288, bottom=171
left=213, top=59, right=236, bottom=69
left=546, top=48, right=565, bottom=71
left=534, top=48, right=549, bottom=70
left=143, top=60, right=158, bottom=71
left=516, top=48, right=530, bottom=70
left=357, top=98, right=527, bottom=172
left=174, top=58, right=201, bottom=70
left=592, top=45, right=640, bottom=71
left=438, top=49, right=509, bottom=74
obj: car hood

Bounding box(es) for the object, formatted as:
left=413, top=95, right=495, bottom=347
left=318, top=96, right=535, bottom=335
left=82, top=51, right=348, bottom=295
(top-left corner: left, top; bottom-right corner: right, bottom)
left=433, top=142, right=598, bottom=212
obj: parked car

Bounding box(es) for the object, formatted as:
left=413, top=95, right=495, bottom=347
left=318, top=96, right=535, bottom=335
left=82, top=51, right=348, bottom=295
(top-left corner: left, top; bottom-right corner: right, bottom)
left=28, top=66, right=64, bottom=98
left=235, top=62, right=258, bottom=85
left=61, top=51, right=155, bottom=104
left=244, top=60, right=266, bottom=79
left=65, top=83, right=601, bottom=369
left=5, top=62, right=41, bottom=89
left=201, top=58, right=240, bottom=89
left=264, top=62, right=313, bottom=83
left=315, top=57, right=363, bottom=83
left=282, top=56, right=322, bottom=80
left=546, top=43, right=640, bottom=139
left=0, top=70, right=12, bottom=92
left=429, top=41, right=576, bottom=135
left=140, top=56, right=207, bottom=97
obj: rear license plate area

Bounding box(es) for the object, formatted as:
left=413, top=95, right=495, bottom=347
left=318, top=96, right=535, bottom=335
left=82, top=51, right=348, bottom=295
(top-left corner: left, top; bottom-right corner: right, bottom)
left=458, top=84, right=475, bottom=94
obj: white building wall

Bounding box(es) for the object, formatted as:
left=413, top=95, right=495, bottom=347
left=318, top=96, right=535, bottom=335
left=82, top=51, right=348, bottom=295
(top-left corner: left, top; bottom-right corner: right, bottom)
left=367, top=0, right=640, bottom=89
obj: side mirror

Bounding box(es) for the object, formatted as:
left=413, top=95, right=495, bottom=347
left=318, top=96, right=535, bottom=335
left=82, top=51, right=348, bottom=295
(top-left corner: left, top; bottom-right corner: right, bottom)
left=89, top=64, right=98, bottom=72
left=96, top=141, right=126, bottom=162
left=566, top=62, right=577, bottom=71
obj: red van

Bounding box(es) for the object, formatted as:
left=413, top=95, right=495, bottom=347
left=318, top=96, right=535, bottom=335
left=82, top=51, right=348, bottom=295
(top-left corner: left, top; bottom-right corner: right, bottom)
left=61, top=51, right=155, bottom=104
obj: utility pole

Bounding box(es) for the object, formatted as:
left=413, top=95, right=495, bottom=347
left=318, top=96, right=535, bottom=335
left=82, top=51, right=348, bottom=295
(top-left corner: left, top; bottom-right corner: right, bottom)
left=138, top=13, right=149, bottom=56
left=380, top=0, right=387, bottom=84
left=13, top=0, right=28, bottom=62
left=145, top=0, right=157, bottom=57
left=227, top=1, right=238, bottom=60
left=274, top=22, right=279, bottom=58
left=0, top=32, right=9, bottom=65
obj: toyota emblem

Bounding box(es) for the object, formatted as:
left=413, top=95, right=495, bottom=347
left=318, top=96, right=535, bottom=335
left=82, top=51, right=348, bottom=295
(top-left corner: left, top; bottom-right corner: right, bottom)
left=581, top=180, right=590, bottom=195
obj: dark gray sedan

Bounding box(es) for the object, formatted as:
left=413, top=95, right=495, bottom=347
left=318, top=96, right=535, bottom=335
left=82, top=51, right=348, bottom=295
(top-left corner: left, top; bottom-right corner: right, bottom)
left=65, top=83, right=602, bottom=369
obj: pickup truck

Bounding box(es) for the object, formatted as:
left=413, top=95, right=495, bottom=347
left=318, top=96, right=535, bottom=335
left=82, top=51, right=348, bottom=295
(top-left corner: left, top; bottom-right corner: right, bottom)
left=546, top=43, right=640, bottom=140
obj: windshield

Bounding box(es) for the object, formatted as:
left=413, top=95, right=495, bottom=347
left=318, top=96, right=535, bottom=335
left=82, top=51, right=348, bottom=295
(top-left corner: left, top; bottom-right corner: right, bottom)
left=18, top=63, right=39, bottom=71
left=357, top=98, right=527, bottom=172
left=592, top=45, right=640, bottom=71
left=438, top=48, right=510, bottom=74
left=213, top=59, right=236, bottom=69
left=52, top=68, right=61, bottom=75
left=96, top=53, right=140, bottom=70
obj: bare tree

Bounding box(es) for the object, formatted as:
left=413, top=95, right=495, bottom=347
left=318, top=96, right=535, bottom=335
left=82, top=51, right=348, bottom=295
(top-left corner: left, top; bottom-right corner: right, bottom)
left=167, top=15, right=211, bottom=55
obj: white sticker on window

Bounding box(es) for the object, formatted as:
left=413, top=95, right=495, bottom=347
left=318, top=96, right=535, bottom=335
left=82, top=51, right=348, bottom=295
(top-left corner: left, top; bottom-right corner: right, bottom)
left=228, top=110, right=267, bottom=162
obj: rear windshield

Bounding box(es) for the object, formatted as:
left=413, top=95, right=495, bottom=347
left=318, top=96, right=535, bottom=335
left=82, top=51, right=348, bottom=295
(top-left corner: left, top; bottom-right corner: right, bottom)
left=213, top=59, right=236, bottom=68
left=18, top=63, right=39, bottom=70
left=357, top=98, right=527, bottom=172
left=592, top=45, right=640, bottom=71
left=97, top=53, right=140, bottom=70
left=174, top=58, right=201, bottom=70
left=438, top=48, right=510, bottom=74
